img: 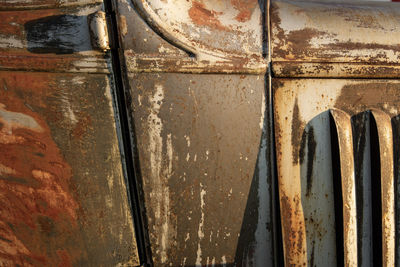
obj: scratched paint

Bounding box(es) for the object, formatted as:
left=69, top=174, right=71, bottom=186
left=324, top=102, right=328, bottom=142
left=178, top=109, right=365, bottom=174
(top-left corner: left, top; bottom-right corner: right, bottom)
left=128, top=73, right=266, bottom=265
left=270, top=0, right=400, bottom=78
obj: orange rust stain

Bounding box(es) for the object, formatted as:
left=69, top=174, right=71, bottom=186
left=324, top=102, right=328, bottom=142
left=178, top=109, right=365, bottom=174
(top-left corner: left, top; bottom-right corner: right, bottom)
left=0, top=50, right=82, bottom=72
left=0, top=9, right=61, bottom=37
left=0, top=74, right=79, bottom=266
left=72, top=114, right=92, bottom=140
left=188, top=1, right=229, bottom=31
left=231, top=0, right=258, bottom=22
left=57, top=250, right=73, bottom=267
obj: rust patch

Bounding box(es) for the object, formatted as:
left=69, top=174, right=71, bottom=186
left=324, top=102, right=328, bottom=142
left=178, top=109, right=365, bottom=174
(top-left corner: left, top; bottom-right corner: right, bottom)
left=231, top=0, right=258, bottom=22
left=0, top=81, right=80, bottom=265
left=334, top=83, right=400, bottom=114
left=188, top=1, right=229, bottom=31
left=283, top=28, right=328, bottom=60
left=72, top=113, right=92, bottom=140
left=280, top=193, right=306, bottom=266
left=0, top=9, right=61, bottom=37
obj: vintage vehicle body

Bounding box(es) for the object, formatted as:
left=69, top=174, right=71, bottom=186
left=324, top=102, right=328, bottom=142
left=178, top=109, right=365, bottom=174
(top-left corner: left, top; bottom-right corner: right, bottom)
left=0, top=0, right=399, bottom=266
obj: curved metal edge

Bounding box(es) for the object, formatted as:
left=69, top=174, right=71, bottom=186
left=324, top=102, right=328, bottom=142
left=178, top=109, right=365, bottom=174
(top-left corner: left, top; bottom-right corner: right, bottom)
left=131, top=0, right=264, bottom=62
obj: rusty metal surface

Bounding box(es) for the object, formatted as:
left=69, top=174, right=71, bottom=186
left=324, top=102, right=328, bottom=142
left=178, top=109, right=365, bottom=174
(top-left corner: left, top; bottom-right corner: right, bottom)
left=115, top=0, right=268, bottom=74
left=270, top=0, right=400, bottom=78
left=0, top=4, right=109, bottom=73
left=273, top=79, right=400, bottom=266
left=0, top=0, right=103, bottom=11
left=127, top=73, right=275, bottom=265
left=0, top=71, right=139, bottom=266
left=113, top=1, right=280, bottom=265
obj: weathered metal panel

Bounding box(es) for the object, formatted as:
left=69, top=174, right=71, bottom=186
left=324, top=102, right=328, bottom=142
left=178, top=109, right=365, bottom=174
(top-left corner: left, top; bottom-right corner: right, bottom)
left=113, top=0, right=277, bottom=265
left=0, top=71, right=139, bottom=266
left=0, top=4, right=109, bottom=73
left=127, top=73, right=273, bottom=265
left=116, top=0, right=267, bottom=74
left=0, top=0, right=103, bottom=10
left=270, top=0, right=400, bottom=77
left=273, top=79, right=400, bottom=266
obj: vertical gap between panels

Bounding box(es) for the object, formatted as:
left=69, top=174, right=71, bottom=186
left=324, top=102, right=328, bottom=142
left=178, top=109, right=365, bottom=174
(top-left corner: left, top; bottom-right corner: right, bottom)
left=104, top=0, right=153, bottom=265
left=265, top=0, right=284, bottom=266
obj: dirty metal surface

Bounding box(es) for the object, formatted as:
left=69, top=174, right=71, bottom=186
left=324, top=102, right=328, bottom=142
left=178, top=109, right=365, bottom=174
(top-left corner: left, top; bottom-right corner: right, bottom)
left=0, top=71, right=139, bottom=266
left=116, top=0, right=268, bottom=74
left=270, top=0, right=400, bottom=78
left=127, top=73, right=274, bottom=266
left=0, top=3, right=109, bottom=73
left=115, top=1, right=277, bottom=265
left=273, top=79, right=400, bottom=267
left=0, top=0, right=103, bottom=11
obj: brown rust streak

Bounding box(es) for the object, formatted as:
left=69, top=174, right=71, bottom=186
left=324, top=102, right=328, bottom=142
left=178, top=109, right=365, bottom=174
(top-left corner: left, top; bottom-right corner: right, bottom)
left=0, top=9, right=61, bottom=38
left=0, top=50, right=108, bottom=73
left=291, top=98, right=305, bottom=164
left=188, top=1, right=229, bottom=31
left=231, top=0, right=258, bottom=22
left=334, top=83, right=400, bottom=115
left=0, top=74, right=81, bottom=266
left=280, top=194, right=307, bottom=266
left=270, top=3, right=400, bottom=64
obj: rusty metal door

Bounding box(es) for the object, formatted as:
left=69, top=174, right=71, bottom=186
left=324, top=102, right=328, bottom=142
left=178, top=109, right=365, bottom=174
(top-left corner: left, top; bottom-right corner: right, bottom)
left=0, top=1, right=140, bottom=266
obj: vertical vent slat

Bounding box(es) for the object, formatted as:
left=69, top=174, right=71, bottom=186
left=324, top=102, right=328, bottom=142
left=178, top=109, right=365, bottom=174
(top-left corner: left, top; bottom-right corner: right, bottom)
left=371, top=111, right=395, bottom=267
left=352, top=112, right=373, bottom=267
left=330, top=109, right=358, bottom=267
left=330, top=113, right=344, bottom=267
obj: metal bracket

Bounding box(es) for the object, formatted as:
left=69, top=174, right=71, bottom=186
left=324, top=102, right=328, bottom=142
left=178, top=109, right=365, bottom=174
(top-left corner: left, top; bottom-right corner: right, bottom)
left=88, top=11, right=110, bottom=52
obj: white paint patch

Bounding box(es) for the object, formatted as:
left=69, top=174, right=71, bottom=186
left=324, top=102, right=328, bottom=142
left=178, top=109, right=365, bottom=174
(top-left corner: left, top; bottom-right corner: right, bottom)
left=195, top=183, right=206, bottom=266
left=147, top=84, right=174, bottom=264
left=0, top=103, right=43, bottom=134
left=72, top=76, right=85, bottom=85
left=260, top=88, right=266, bottom=129
left=61, top=97, right=78, bottom=126
left=221, top=255, right=227, bottom=266
left=0, top=35, right=25, bottom=49
left=184, top=135, right=191, bottom=147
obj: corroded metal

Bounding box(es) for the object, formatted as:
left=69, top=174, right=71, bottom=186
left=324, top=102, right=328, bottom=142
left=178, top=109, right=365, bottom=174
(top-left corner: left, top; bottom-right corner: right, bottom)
left=117, top=0, right=268, bottom=74
left=127, top=73, right=270, bottom=265
left=271, top=0, right=400, bottom=78
left=0, top=72, right=139, bottom=266
left=273, top=79, right=400, bottom=266
left=114, top=0, right=276, bottom=265
left=0, top=4, right=109, bottom=73
left=0, top=1, right=139, bottom=266
left=0, top=0, right=104, bottom=10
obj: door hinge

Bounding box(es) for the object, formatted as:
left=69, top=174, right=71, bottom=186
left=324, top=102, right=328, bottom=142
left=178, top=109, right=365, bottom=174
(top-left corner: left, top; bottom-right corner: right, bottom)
left=88, top=11, right=110, bottom=52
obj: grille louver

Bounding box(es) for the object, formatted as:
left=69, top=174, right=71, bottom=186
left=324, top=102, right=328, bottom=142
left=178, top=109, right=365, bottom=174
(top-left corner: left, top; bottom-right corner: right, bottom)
left=273, top=79, right=399, bottom=266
